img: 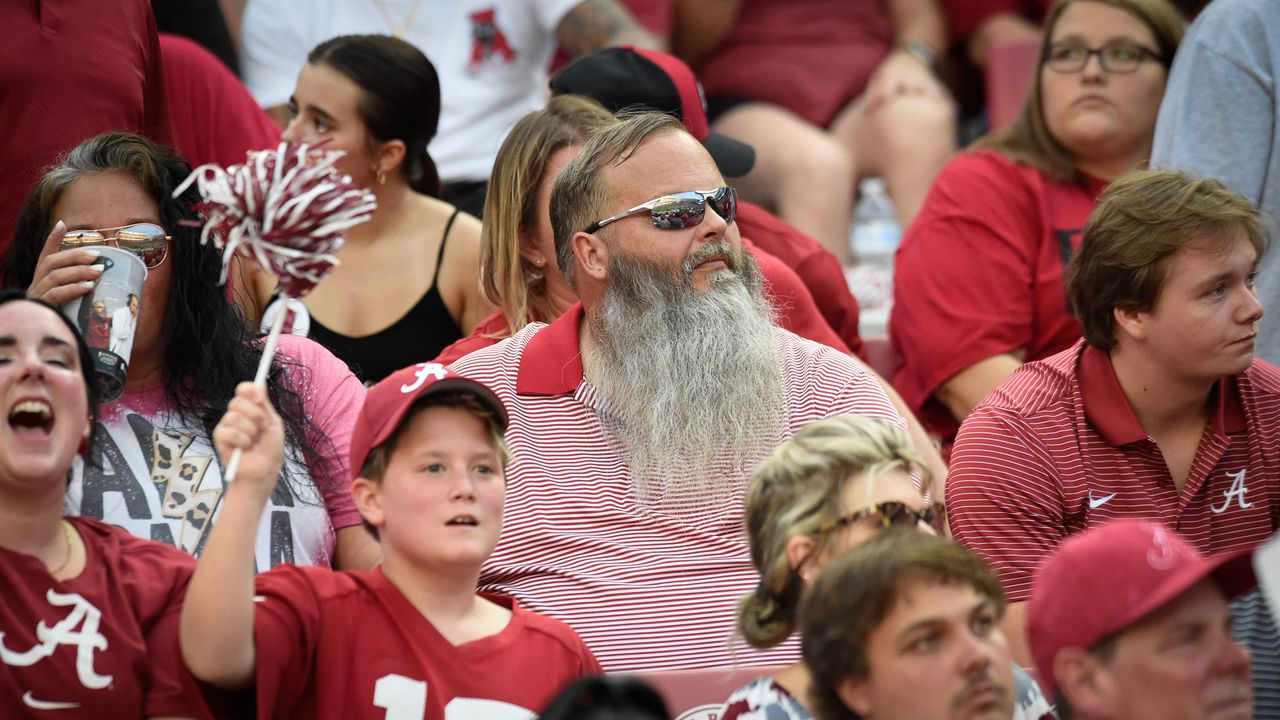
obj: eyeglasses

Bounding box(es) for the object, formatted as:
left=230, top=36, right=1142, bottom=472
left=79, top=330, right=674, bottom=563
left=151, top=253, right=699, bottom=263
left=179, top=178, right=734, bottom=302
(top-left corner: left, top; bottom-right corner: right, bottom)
left=61, top=223, right=170, bottom=269
left=817, top=500, right=947, bottom=535
left=1043, top=43, right=1164, bottom=74
left=584, top=187, right=737, bottom=234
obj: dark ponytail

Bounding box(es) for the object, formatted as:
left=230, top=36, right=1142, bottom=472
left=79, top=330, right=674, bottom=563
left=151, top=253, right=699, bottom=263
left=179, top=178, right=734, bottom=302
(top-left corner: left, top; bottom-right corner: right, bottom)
left=308, top=34, right=443, bottom=198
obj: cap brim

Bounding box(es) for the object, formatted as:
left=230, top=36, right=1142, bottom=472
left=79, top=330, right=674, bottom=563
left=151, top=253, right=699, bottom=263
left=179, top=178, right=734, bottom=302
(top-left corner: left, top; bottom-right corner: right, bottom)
left=703, top=132, right=755, bottom=178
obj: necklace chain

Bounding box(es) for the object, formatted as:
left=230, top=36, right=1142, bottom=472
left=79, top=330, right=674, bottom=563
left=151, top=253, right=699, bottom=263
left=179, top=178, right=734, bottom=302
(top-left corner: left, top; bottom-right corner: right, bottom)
left=371, top=0, right=424, bottom=39
left=48, top=520, right=74, bottom=576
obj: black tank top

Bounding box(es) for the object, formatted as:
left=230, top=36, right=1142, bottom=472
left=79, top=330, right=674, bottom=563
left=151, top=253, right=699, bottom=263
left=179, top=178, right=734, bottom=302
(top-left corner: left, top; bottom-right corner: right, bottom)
left=307, top=210, right=463, bottom=384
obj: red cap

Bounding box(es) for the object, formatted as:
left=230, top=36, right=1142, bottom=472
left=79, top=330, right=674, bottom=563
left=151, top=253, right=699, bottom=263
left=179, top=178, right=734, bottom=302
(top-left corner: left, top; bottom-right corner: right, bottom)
left=349, top=362, right=508, bottom=480
left=1028, top=520, right=1256, bottom=697
left=549, top=46, right=756, bottom=178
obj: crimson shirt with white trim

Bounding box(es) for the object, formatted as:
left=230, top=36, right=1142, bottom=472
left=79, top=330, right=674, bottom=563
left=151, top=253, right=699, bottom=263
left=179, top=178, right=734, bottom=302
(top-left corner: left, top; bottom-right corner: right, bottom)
left=448, top=303, right=903, bottom=671
left=948, top=340, right=1280, bottom=601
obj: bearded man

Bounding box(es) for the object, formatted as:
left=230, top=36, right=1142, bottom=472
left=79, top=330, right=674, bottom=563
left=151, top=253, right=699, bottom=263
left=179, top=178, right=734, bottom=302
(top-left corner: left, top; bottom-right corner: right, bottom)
left=448, top=112, right=902, bottom=671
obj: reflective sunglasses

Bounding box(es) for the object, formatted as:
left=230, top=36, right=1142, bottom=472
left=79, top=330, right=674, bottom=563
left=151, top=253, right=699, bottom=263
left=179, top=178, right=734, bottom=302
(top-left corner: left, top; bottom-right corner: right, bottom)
left=1043, top=43, right=1164, bottom=74
left=61, top=223, right=170, bottom=269
left=818, top=500, right=947, bottom=535
left=585, top=186, right=737, bottom=234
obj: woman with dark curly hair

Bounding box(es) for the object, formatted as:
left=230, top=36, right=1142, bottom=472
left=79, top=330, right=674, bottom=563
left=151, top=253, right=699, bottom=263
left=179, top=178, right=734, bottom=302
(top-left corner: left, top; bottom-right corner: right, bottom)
left=4, top=131, right=375, bottom=571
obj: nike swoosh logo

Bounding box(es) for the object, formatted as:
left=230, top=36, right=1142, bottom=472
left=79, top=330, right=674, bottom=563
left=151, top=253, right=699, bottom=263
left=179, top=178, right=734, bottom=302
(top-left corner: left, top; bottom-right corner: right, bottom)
left=22, top=691, right=79, bottom=710
left=1089, top=493, right=1116, bottom=509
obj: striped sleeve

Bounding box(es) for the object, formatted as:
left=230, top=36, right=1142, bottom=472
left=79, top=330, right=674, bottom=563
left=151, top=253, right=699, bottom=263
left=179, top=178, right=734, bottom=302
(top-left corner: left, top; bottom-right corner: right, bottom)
left=948, top=406, right=1070, bottom=601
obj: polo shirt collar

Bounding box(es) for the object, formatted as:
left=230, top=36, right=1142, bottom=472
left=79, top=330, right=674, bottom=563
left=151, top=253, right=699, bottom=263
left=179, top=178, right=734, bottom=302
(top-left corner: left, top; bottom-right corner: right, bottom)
left=516, top=302, right=586, bottom=396
left=1079, top=343, right=1246, bottom=446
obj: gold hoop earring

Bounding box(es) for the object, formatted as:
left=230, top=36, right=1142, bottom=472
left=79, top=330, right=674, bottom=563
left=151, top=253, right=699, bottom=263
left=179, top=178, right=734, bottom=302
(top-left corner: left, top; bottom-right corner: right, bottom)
left=376, top=169, right=386, bottom=186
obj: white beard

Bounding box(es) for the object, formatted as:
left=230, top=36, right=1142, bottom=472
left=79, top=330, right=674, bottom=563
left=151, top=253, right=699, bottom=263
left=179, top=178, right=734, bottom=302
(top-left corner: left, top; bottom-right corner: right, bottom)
left=589, top=240, right=787, bottom=523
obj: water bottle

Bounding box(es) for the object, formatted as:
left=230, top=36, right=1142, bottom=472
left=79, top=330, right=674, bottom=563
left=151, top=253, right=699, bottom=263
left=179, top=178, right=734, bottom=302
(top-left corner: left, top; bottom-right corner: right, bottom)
left=850, top=177, right=901, bottom=267
left=846, top=178, right=901, bottom=320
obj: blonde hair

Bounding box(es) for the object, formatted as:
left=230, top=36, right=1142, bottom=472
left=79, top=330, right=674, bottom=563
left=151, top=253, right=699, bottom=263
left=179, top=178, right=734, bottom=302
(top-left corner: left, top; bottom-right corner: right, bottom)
left=974, top=0, right=1183, bottom=183
left=738, top=416, right=929, bottom=648
left=480, top=96, right=616, bottom=335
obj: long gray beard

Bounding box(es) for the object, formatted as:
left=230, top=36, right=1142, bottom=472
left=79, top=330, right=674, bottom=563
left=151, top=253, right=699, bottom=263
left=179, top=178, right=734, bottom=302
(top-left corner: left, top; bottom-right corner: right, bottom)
left=589, top=241, right=788, bottom=523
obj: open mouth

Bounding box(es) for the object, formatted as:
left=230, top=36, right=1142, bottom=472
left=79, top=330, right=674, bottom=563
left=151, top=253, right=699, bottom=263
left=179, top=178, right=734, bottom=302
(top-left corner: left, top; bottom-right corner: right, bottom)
left=9, top=399, right=54, bottom=436
left=446, top=515, right=479, bottom=527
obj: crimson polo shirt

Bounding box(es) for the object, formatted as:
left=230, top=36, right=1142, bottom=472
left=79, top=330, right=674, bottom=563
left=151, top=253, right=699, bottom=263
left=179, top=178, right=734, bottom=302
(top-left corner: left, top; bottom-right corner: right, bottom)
left=891, top=150, right=1107, bottom=443
left=447, top=303, right=902, bottom=671
left=948, top=340, right=1280, bottom=602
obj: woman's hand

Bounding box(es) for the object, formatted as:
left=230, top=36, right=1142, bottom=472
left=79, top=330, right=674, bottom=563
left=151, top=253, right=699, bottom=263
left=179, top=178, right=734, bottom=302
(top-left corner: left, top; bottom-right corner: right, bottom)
left=212, top=382, right=285, bottom=493
left=26, top=221, right=103, bottom=306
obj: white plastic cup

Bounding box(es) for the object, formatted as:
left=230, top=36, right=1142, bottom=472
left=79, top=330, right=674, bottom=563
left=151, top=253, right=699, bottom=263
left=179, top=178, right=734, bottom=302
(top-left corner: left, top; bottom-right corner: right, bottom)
left=60, top=246, right=147, bottom=402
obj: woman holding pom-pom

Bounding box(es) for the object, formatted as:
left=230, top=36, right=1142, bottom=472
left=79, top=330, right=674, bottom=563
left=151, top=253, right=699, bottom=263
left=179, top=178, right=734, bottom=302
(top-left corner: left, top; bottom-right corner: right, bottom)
left=3, top=131, right=379, bottom=573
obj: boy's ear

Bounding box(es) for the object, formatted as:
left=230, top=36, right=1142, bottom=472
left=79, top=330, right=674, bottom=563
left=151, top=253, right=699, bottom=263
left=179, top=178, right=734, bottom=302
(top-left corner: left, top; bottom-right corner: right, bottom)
left=352, top=477, right=385, bottom=531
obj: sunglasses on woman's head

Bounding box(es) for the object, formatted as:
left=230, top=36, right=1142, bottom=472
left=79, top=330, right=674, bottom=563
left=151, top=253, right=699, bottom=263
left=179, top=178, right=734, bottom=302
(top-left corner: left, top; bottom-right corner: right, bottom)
left=61, top=223, right=170, bottom=269
left=584, top=186, right=737, bottom=234
left=818, top=500, right=947, bottom=535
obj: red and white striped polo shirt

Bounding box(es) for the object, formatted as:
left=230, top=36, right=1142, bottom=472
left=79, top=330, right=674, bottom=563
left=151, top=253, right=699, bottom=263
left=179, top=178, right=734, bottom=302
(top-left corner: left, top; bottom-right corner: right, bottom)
left=948, top=340, right=1280, bottom=602
left=448, top=303, right=902, bottom=671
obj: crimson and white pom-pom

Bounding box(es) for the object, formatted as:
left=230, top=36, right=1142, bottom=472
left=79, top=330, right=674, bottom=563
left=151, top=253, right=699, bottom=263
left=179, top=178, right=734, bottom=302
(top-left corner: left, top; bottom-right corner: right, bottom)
left=173, top=141, right=376, bottom=298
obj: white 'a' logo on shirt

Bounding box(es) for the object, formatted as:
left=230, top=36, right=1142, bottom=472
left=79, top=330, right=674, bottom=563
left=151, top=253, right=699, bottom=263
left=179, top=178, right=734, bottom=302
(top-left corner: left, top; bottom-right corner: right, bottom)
left=0, top=589, right=113, bottom=689
left=1211, top=470, right=1255, bottom=514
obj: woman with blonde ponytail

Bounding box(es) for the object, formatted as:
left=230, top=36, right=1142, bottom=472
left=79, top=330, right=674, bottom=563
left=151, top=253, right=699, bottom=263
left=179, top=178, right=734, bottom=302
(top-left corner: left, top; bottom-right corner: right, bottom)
left=723, top=416, right=940, bottom=719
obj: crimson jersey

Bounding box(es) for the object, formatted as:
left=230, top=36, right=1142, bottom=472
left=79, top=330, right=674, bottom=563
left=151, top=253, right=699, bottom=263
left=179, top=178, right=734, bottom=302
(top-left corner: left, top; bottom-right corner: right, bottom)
left=0, top=517, right=202, bottom=718
left=253, top=565, right=600, bottom=719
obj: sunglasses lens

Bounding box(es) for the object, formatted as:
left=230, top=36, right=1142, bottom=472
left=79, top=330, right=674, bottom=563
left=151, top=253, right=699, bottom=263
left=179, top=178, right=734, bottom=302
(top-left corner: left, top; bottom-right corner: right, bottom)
left=115, top=224, right=167, bottom=268
left=712, top=187, right=737, bottom=224
left=650, top=195, right=707, bottom=229
left=880, top=502, right=918, bottom=527
left=61, top=231, right=107, bottom=248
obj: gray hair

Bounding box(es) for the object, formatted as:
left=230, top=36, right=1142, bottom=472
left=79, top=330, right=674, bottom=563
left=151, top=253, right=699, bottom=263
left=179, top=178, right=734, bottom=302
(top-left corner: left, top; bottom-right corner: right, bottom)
left=548, top=111, right=686, bottom=286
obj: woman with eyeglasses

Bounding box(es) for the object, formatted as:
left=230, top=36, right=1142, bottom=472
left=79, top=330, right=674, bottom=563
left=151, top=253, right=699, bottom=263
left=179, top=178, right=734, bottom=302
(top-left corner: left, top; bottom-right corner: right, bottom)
left=244, top=34, right=493, bottom=384
left=0, top=290, right=210, bottom=717
left=719, top=415, right=940, bottom=719
left=2, top=131, right=376, bottom=573
left=891, top=0, right=1184, bottom=451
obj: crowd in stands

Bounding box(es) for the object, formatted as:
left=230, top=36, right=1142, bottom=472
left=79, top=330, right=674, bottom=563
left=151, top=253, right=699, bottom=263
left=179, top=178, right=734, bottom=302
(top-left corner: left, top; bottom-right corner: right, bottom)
left=0, top=0, right=1277, bottom=718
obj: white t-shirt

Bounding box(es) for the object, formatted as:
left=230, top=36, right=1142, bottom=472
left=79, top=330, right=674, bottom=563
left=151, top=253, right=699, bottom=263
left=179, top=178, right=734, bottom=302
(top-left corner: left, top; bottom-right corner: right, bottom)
left=241, top=0, right=582, bottom=183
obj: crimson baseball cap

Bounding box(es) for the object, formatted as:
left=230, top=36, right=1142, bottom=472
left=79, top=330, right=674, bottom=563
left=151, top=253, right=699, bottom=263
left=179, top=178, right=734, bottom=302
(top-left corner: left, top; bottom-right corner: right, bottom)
left=550, top=46, right=756, bottom=178
left=1027, top=519, right=1256, bottom=697
left=349, top=362, right=508, bottom=480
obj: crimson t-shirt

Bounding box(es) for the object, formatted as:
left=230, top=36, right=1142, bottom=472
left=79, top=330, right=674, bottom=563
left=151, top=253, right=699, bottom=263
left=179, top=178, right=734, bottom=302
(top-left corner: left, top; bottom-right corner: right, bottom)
left=0, top=517, right=201, bottom=718
left=890, top=150, right=1105, bottom=442
left=253, top=565, right=600, bottom=719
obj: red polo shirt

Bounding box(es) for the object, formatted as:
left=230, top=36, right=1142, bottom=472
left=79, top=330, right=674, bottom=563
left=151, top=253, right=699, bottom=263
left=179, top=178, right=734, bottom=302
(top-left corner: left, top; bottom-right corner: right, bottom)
left=947, top=340, right=1280, bottom=601
left=447, top=303, right=902, bottom=670
left=891, top=150, right=1105, bottom=442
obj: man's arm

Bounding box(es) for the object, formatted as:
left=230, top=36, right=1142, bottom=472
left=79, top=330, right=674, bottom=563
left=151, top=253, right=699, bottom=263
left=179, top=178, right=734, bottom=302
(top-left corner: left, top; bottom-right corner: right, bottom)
left=556, top=0, right=662, bottom=57
left=180, top=383, right=285, bottom=688
left=947, top=406, right=1068, bottom=663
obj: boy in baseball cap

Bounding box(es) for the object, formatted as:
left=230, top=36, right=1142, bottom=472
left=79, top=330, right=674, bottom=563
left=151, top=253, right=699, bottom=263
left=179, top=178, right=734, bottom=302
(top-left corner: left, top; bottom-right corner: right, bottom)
left=1028, top=519, right=1255, bottom=720
left=181, top=364, right=599, bottom=718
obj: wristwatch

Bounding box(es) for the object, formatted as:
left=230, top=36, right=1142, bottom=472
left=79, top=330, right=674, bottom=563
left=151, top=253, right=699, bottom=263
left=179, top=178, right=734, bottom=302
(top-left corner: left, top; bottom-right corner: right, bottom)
left=899, top=40, right=938, bottom=70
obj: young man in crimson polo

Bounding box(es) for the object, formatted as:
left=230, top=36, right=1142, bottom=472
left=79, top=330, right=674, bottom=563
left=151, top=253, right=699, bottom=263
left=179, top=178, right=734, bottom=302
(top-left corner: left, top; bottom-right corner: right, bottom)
left=946, top=170, right=1279, bottom=679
